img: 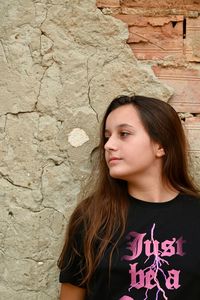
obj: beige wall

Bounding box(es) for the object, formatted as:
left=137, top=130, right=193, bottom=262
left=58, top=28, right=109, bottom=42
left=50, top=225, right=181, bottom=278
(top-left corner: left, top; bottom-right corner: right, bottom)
left=0, top=0, right=199, bottom=299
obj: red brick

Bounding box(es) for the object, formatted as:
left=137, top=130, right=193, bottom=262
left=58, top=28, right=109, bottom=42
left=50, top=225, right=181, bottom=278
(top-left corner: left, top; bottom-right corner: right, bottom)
left=152, top=66, right=200, bottom=113
left=115, top=14, right=147, bottom=26
left=127, top=17, right=183, bottom=60
left=96, top=0, right=120, bottom=8
left=120, top=0, right=172, bottom=7
left=185, top=17, right=200, bottom=62
left=148, top=16, right=183, bottom=26
left=120, top=0, right=200, bottom=9
left=115, top=15, right=183, bottom=26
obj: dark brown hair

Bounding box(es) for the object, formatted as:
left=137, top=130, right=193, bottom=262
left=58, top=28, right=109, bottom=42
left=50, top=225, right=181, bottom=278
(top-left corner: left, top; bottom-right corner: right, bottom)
left=58, top=95, right=199, bottom=287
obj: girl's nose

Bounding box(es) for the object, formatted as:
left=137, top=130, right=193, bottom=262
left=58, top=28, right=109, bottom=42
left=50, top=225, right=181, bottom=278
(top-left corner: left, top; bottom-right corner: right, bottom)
left=104, top=135, right=118, bottom=151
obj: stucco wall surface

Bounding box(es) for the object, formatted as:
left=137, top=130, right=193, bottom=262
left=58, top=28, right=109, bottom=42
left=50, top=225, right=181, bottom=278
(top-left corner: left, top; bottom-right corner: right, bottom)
left=0, top=0, right=197, bottom=299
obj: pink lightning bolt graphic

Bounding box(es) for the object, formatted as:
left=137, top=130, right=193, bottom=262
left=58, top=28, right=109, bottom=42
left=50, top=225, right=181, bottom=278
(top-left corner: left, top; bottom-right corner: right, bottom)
left=143, top=223, right=168, bottom=300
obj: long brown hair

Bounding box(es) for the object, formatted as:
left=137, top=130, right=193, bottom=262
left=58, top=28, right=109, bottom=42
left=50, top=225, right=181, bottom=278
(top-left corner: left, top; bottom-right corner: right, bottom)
left=58, top=95, right=199, bottom=287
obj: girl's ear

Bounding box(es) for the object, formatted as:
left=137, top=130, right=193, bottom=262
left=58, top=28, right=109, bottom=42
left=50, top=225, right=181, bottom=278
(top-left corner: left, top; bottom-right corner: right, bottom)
left=156, top=144, right=165, bottom=158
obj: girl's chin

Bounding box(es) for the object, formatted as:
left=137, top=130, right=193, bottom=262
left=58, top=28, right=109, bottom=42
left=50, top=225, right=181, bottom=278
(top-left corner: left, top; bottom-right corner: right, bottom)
left=109, top=172, right=127, bottom=180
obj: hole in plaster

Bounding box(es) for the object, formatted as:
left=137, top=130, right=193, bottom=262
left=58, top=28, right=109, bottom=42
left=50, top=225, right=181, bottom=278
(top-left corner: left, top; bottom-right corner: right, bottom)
left=171, top=21, right=177, bottom=28
left=8, top=211, right=14, bottom=217
left=183, top=17, right=186, bottom=39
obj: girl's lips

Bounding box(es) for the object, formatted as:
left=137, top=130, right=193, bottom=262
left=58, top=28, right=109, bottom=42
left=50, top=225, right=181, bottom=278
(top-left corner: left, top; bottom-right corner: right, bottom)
left=108, top=157, right=121, bottom=163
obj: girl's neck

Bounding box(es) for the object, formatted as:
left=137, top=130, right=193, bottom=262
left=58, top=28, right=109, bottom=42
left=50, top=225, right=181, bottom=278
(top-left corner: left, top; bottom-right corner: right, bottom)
left=128, top=177, right=179, bottom=203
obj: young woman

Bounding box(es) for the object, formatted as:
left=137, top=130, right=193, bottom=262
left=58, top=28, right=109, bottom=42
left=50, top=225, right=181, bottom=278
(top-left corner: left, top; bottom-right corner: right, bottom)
left=58, top=95, right=200, bottom=300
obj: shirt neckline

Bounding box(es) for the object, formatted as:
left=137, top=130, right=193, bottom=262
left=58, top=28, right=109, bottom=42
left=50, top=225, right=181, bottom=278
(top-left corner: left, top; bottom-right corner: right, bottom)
left=128, top=192, right=181, bottom=208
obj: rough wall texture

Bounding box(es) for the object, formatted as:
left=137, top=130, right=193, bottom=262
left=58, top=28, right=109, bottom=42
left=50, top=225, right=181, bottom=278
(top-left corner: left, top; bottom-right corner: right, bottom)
left=0, top=0, right=199, bottom=299
left=97, top=0, right=200, bottom=194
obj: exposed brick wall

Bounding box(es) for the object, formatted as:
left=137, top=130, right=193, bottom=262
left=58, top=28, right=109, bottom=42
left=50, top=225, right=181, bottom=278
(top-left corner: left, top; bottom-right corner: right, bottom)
left=97, top=0, right=200, bottom=10
left=96, top=0, right=200, bottom=114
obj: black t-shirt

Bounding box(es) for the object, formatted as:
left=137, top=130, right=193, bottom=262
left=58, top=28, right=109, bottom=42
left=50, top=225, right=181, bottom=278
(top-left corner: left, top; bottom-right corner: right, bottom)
left=59, top=193, right=200, bottom=299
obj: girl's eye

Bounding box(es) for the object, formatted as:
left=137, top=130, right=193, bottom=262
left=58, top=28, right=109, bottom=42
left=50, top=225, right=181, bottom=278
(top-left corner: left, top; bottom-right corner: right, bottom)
left=120, top=131, right=129, bottom=137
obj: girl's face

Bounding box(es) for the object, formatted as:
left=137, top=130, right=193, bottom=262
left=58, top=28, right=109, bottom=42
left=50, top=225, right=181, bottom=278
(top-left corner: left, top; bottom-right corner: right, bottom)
left=104, top=104, right=165, bottom=183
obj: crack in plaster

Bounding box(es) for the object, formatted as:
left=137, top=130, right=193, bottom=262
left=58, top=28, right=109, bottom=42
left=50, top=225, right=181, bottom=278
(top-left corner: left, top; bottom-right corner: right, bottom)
left=38, top=4, right=55, bottom=54
left=0, top=115, right=7, bottom=138
left=27, top=43, right=36, bottom=64
left=102, top=47, right=126, bottom=67
left=34, top=0, right=49, bottom=27
left=0, top=173, right=33, bottom=191
left=41, top=204, right=65, bottom=217
left=35, top=38, right=59, bottom=112
left=65, top=149, right=74, bottom=170
left=88, top=84, right=99, bottom=122
left=33, top=3, right=54, bottom=111
left=0, top=39, right=9, bottom=64
left=86, top=56, right=99, bottom=122
left=4, top=111, right=37, bottom=117
left=0, top=248, right=5, bottom=257
left=0, top=250, right=36, bottom=263
left=39, top=164, right=45, bottom=207
left=34, top=67, right=48, bottom=111
left=35, top=70, right=53, bottom=114
left=39, top=162, right=69, bottom=217
left=0, top=221, right=9, bottom=252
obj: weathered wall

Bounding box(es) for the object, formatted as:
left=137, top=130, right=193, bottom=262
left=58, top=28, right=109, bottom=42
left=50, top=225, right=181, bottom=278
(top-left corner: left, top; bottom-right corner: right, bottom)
left=97, top=0, right=200, bottom=191
left=0, top=0, right=199, bottom=299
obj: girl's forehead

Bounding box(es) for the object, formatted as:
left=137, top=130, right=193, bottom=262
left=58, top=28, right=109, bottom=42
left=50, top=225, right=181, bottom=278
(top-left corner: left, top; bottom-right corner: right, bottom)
left=105, top=105, right=141, bottom=127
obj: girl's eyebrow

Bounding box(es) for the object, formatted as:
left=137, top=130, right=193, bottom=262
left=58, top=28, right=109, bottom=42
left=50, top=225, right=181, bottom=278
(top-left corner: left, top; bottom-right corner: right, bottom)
left=105, top=123, right=134, bottom=132
left=117, top=123, right=134, bottom=129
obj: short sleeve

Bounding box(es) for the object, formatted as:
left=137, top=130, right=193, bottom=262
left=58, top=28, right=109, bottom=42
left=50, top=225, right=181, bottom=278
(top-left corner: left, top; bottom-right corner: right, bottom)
left=59, top=227, right=86, bottom=287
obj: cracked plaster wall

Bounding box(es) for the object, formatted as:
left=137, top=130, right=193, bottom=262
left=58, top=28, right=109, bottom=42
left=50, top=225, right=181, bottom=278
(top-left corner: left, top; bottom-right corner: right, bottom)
left=0, top=0, right=191, bottom=299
